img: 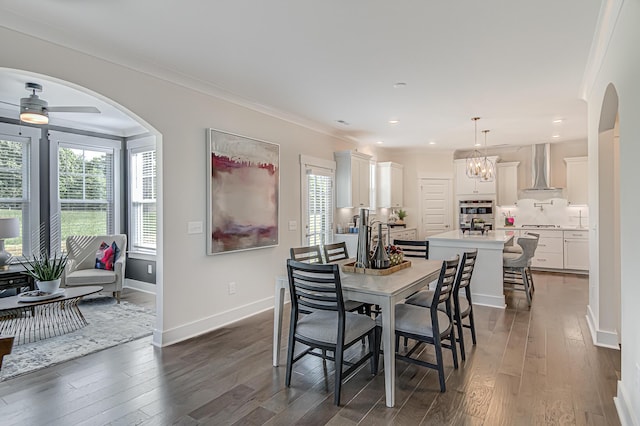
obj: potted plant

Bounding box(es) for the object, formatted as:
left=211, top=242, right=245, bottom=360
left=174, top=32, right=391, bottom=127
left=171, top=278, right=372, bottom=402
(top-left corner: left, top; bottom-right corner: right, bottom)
left=20, top=251, right=68, bottom=293
left=396, top=209, right=407, bottom=225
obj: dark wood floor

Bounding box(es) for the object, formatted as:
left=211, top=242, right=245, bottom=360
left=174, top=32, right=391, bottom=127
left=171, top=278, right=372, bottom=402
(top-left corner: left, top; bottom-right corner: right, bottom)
left=0, top=273, right=620, bottom=425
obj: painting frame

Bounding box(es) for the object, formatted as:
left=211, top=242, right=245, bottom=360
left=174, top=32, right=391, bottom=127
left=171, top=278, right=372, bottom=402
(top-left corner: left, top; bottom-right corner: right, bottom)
left=206, top=129, right=280, bottom=255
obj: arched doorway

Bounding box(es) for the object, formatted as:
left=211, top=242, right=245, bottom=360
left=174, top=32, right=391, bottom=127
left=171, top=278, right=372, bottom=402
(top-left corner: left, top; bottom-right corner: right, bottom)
left=0, top=68, right=163, bottom=346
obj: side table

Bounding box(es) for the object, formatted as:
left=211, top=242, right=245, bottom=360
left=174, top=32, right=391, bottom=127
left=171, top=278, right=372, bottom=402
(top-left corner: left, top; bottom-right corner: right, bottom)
left=0, top=265, right=35, bottom=297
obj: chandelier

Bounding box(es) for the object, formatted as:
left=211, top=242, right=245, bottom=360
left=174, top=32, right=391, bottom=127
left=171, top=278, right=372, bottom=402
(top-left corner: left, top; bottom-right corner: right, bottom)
left=477, top=130, right=495, bottom=182
left=465, top=117, right=484, bottom=178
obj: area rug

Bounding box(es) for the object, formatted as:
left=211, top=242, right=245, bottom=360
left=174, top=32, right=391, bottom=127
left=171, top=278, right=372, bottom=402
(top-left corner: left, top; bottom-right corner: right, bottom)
left=0, top=295, right=155, bottom=380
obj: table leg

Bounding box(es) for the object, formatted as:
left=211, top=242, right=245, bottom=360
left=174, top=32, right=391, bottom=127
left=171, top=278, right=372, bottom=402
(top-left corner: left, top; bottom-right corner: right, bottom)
left=273, top=279, right=286, bottom=367
left=380, top=297, right=395, bottom=407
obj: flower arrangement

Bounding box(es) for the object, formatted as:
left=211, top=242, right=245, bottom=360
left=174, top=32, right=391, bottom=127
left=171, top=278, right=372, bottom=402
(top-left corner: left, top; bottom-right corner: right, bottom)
left=386, top=245, right=404, bottom=266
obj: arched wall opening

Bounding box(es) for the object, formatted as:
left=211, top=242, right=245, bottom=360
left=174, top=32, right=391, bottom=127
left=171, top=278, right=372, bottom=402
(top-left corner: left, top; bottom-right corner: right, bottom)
left=0, top=68, right=164, bottom=343
left=596, top=82, right=621, bottom=347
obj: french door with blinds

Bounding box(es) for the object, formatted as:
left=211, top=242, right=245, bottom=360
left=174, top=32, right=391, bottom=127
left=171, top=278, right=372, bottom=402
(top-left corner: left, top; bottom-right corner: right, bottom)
left=301, top=156, right=335, bottom=248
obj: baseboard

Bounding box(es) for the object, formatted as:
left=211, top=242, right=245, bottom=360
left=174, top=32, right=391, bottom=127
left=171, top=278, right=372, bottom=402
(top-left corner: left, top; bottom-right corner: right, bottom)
left=614, top=380, right=639, bottom=426
left=124, top=278, right=156, bottom=295
left=156, top=296, right=275, bottom=347
left=586, top=305, right=620, bottom=349
left=471, top=292, right=505, bottom=309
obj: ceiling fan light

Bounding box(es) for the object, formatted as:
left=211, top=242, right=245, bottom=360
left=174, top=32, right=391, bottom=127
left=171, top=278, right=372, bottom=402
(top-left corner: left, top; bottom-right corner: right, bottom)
left=20, top=110, right=49, bottom=124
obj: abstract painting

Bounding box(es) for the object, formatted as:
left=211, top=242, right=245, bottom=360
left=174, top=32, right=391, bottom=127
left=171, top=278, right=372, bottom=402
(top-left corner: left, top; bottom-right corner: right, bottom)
left=207, top=129, right=279, bottom=255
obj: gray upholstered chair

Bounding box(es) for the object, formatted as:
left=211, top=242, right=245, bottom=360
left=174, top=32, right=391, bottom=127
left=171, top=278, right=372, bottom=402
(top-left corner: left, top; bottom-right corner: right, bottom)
left=64, top=234, right=127, bottom=303
left=405, top=250, right=478, bottom=361
left=503, top=236, right=537, bottom=305
left=285, top=259, right=377, bottom=405
left=375, top=256, right=460, bottom=392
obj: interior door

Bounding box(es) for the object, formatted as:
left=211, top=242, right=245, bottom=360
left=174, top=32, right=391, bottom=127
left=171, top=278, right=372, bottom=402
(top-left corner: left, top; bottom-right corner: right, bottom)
left=419, top=178, right=452, bottom=237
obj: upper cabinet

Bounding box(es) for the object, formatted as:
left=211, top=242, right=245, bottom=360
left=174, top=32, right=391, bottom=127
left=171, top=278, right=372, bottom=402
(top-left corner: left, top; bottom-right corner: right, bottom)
left=335, top=151, right=372, bottom=208
left=377, top=162, right=404, bottom=208
left=496, top=162, right=520, bottom=206
left=454, top=157, right=498, bottom=196
left=564, top=157, right=588, bottom=205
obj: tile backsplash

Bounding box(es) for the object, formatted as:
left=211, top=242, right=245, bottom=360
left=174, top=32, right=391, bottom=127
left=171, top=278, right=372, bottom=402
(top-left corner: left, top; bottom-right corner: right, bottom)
left=496, top=198, right=589, bottom=228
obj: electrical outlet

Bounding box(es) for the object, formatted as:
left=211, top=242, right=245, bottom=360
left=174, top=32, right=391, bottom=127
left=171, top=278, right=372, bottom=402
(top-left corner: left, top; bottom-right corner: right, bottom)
left=228, top=282, right=237, bottom=295
left=288, top=220, right=297, bottom=231
left=147, top=265, right=153, bottom=274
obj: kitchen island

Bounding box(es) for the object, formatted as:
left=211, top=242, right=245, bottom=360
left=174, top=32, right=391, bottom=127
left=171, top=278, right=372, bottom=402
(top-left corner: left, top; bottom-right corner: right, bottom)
left=429, top=230, right=515, bottom=308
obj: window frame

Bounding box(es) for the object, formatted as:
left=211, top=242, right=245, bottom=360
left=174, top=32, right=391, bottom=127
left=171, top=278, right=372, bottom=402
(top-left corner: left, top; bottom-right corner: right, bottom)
left=127, top=135, right=157, bottom=256
left=0, top=122, right=40, bottom=258
left=300, top=155, right=336, bottom=248
left=49, top=130, right=121, bottom=253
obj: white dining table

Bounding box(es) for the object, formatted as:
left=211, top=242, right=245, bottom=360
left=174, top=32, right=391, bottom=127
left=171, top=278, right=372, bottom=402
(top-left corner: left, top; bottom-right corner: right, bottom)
left=272, top=258, right=443, bottom=408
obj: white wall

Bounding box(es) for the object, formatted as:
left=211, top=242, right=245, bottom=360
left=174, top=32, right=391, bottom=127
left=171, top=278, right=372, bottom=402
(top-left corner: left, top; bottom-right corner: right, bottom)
left=0, top=27, right=366, bottom=346
left=378, top=148, right=455, bottom=230
left=586, top=0, right=640, bottom=423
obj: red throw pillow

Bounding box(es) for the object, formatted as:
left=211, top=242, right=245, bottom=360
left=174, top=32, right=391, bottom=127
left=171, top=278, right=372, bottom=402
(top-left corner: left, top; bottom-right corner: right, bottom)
left=95, top=241, right=119, bottom=271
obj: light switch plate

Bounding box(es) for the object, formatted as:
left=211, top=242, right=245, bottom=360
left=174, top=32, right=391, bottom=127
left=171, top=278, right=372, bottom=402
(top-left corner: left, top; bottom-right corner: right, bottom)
left=288, top=220, right=297, bottom=231
left=187, top=221, right=203, bottom=234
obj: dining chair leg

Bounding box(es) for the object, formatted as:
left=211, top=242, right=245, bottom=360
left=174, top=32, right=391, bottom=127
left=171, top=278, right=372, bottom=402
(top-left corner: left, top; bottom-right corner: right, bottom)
left=334, top=342, right=344, bottom=406
left=468, top=310, right=477, bottom=345
left=527, top=267, right=535, bottom=293
left=434, top=338, right=446, bottom=392
left=521, top=267, right=532, bottom=306
left=449, top=327, right=459, bottom=369
left=455, top=313, right=466, bottom=361
left=285, top=327, right=296, bottom=387
left=374, top=325, right=382, bottom=373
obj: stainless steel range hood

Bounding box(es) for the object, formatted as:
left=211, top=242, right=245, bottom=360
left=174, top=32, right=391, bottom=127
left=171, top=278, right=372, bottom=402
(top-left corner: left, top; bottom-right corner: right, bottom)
left=518, top=144, right=564, bottom=200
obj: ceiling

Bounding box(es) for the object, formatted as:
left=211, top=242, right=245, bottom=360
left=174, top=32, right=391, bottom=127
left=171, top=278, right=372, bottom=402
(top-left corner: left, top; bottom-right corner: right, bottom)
left=0, top=1, right=601, bottom=148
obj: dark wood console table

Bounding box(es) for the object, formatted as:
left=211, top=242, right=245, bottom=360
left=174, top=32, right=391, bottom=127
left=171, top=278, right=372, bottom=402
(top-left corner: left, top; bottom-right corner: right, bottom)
left=0, top=265, right=35, bottom=297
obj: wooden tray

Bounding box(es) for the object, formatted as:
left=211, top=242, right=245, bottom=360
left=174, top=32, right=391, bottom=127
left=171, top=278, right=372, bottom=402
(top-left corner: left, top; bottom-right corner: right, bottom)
left=341, top=260, right=412, bottom=275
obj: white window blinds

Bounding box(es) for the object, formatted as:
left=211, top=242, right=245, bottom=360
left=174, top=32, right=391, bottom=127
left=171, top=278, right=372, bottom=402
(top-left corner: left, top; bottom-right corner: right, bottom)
left=0, top=136, right=29, bottom=256
left=304, top=164, right=334, bottom=247
left=130, top=147, right=157, bottom=252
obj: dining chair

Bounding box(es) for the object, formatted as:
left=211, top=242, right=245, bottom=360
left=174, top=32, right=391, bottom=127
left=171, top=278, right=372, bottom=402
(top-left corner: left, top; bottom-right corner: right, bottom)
left=503, top=237, right=538, bottom=306
left=285, top=259, right=377, bottom=405
left=323, top=242, right=350, bottom=263
left=405, top=250, right=478, bottom=361
left=375, top=256, right=460, bottom=392
left=290, top=245, right=369, bottom=317
left=290, top=245, right=323, bottom=263
left=393, top=239, right=429, bottom=259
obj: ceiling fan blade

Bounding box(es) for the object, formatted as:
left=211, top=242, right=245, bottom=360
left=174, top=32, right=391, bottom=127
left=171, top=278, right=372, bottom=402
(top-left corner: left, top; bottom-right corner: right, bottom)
left=0, top=99, right=19, bottom=108
left=48, top=106, right=101, bottom=113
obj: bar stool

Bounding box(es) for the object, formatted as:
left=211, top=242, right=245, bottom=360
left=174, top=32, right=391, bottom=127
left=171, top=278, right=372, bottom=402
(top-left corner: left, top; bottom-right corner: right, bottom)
left=503, top=232, right=539, bottom=253
left=503, top=237, right=537, bottom=306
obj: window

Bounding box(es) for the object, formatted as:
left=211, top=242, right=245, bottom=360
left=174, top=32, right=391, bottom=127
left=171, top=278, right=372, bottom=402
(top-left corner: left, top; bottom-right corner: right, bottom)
left=50, top=131, right=120, bottom=252
left=128, top=138, right=156, bottom=253
left=0, top=124, right=39, bottom=257
left=301, top=156, right=335, bottom=247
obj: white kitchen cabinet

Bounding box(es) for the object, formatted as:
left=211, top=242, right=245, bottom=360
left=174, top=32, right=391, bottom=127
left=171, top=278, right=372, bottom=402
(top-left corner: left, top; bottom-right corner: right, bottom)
left=525, top=229, right=564, bottom=270
left=377, top=162, right=404, bottom=208
left=454, top=157, right=499, bottom=196
left=563, top=230, right=589, bottom=271
left=564, top=157, right=588, bottom=205
left=335, top=151, right=372, bottom=208
left=496, top=162, right=519, bottom=206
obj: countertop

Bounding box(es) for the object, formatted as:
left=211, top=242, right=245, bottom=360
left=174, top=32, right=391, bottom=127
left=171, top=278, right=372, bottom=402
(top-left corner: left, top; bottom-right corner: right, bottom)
left=429, top=230, right=514, bottom=244
left=495, top=226, right=589, bottom=231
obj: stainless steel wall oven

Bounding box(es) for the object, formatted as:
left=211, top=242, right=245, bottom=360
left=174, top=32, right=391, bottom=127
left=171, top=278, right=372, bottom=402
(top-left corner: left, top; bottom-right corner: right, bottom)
left=459, top=199, right=495, bottom=228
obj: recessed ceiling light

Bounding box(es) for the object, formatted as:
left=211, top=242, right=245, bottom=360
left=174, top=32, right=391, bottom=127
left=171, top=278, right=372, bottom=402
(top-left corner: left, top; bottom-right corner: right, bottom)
left=336, top=119, right=350, bottom=125
left=388, top=119, right=399, bottom=124
left=393, top=82, right=407, bottom=88
left=377, top=141, right=383, bottom=145
left=553, top=119, right=563, bottom=124
left=552, top=134, right=560, bottom=138
left=429, top=141, right=436, bottom=145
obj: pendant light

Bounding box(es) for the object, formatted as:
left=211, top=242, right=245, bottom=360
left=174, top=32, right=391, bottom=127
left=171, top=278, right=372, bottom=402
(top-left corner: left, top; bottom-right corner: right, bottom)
left=478, top=129, right=495, bottom=182
left=465, top=117, right=484, bottom=178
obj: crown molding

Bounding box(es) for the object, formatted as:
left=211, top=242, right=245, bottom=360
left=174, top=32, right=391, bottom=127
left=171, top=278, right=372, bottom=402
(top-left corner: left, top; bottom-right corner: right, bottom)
left=579, top=0, right=625, bottom=101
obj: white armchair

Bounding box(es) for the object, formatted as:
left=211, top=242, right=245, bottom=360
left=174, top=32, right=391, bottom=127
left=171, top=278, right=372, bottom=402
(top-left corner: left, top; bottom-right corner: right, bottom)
left=64, top=234, right=127, bottom=303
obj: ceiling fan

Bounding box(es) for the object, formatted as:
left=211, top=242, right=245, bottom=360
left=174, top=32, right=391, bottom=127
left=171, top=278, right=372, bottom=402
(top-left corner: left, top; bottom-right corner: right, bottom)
left=0, top=82, right=100, bottom=125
